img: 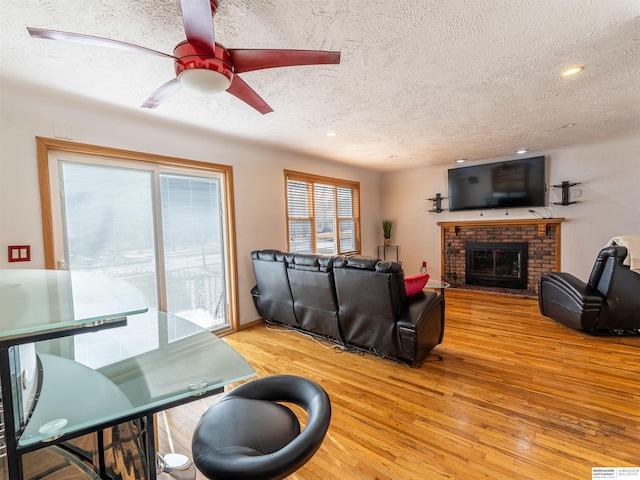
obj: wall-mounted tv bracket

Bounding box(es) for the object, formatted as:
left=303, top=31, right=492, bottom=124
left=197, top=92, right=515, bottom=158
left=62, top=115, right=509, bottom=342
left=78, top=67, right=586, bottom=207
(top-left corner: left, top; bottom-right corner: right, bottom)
left=551, top=181, right=581, bottom=206
left=428, top=193, right=446, bottom=213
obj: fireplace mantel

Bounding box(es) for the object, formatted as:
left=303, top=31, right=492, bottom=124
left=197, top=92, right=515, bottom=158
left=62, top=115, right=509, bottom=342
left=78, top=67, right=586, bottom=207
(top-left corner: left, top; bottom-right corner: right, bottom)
left=436, top=218, right=565, bottom=295
left=437, top=218, right=564, bottom=238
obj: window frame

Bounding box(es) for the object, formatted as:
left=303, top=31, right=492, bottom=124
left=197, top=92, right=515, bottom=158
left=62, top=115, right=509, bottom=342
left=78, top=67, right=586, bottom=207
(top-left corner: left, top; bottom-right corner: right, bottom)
left=36, top=136, right=240, bottom=334
left=284, top=169, right=361, bottom=255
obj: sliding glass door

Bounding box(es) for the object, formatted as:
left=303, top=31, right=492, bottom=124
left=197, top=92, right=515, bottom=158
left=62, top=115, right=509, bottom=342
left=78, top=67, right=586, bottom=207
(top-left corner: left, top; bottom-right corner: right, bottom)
left=57, top=160, right=229, bottom=331
left=159, top=172, right=227, bottom=326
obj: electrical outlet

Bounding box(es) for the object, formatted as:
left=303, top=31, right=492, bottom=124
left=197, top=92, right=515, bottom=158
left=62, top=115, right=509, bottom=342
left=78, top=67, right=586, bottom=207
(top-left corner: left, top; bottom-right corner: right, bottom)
left=571, top=189, right=582, bottom=198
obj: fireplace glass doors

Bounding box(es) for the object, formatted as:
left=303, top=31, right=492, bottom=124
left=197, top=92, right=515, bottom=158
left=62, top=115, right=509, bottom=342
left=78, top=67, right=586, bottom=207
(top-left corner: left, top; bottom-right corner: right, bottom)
left=465, top=242, right=528, bottom=289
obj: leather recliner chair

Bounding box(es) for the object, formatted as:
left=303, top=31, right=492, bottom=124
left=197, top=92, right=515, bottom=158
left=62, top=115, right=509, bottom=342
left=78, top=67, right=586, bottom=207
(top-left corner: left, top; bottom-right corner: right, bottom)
left=250, top=250, right=298, bottom=327
left=285, top=253, right=342, bottom=341
left=538, top=245, right=640, bottom=333
left=332, top=256, right=444, bottom=363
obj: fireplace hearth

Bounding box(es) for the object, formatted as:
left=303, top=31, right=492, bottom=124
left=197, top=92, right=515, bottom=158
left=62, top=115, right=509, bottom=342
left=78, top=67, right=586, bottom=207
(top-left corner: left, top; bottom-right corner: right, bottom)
left=437, top=218, right=563, bottom=296
left=465, top=242, right=528, bottom=290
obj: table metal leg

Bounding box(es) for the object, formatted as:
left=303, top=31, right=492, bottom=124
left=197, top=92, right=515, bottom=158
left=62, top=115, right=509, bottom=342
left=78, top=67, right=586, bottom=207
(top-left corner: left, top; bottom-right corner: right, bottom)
left=1, top=346, right=23, bottom=480
left=142, top=414, right=157, bottom=480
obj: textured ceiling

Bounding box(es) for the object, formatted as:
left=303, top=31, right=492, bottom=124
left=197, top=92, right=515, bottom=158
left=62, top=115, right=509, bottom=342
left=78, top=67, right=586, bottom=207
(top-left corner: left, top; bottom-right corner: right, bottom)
left=1, top=0, right=639, bottom=171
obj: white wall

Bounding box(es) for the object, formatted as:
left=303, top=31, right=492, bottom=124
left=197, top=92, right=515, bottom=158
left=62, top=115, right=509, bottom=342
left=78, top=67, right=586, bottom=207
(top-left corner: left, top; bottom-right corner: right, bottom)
left=381, top=135, right=640, bottom=280
left=0, top=77, right=382, bottom=326
left=3, top=75, right=638, bottom=325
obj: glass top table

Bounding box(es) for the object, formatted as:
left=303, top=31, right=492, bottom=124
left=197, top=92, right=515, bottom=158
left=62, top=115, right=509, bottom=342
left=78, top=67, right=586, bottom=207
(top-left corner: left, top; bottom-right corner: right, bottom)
left=0, top=269, right=256, bottom=480
left=21, top=310, right=256, bottom=448
left=0, top=269, right=148, bottom=346
left=424, top=278, right=451, bottom=291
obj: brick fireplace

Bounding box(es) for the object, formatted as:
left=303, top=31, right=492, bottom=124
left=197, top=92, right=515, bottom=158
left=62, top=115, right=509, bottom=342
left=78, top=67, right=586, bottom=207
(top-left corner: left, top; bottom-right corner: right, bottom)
left=437, top=218, right=564, bottom=296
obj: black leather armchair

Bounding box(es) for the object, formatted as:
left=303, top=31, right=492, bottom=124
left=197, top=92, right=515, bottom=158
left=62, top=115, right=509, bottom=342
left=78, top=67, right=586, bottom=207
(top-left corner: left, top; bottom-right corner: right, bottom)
left=538, top=246, right=640, bottom=333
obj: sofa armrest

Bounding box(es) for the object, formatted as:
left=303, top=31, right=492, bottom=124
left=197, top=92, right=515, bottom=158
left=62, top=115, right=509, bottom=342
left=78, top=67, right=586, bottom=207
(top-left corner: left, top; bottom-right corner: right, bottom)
left=396, top=291, right=444, bottom=367
left=396, top=292, right=439, bottom=329
left=538, top=272, right=603, bottom=330
left=544, top=272, right=603, bottom=308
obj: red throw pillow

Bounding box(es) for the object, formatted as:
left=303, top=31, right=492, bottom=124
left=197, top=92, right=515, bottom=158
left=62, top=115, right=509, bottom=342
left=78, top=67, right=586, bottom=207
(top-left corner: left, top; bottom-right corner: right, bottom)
left=404, top=273, right=430, bottom=297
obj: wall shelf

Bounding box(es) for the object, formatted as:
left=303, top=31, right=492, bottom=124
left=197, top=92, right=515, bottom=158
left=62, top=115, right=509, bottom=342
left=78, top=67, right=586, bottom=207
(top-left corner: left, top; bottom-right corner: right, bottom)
left=428, top=193, right=446, bottom=213
left=551, top=181, right=581, bottom=206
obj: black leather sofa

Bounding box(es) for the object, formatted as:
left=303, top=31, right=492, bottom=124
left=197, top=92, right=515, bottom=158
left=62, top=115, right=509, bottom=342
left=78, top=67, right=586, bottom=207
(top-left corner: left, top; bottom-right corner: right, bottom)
left=250, top=250, right=444, bottom=367
left=538, top=245, right=640, bottom=333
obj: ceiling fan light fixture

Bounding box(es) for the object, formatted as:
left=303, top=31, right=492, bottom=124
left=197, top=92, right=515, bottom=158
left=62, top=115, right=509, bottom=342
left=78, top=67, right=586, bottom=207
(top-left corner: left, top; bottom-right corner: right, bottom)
left=178, top=68, right=231, bottom=94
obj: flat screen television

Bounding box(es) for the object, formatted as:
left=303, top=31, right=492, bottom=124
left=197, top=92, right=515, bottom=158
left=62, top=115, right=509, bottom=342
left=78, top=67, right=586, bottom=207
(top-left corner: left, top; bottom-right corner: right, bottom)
left=447, top=156, right=546, bottom=212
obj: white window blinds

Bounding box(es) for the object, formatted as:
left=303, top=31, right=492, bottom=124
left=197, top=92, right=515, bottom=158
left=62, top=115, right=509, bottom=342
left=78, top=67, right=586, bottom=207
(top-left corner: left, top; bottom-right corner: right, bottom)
left=285, top=170, right=360, bottom=255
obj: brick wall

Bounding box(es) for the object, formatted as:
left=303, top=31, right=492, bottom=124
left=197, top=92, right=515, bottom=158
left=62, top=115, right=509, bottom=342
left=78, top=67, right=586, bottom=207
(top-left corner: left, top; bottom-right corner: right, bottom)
left=441, top=222, right=560, bottom=296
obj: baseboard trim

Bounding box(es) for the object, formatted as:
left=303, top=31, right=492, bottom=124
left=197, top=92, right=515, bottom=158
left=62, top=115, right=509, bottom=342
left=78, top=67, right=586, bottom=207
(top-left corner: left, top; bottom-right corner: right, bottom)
left=239, top=317, right=265, bottom=330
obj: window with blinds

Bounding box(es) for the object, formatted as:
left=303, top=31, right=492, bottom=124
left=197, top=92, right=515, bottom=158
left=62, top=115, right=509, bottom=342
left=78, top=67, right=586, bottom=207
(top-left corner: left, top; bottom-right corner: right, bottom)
left=285, top=170, right=360, bottom=255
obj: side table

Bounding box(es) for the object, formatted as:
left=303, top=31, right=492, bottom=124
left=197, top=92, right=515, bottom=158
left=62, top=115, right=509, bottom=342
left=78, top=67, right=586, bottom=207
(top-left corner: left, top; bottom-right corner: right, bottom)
left=423, top=278, right=450, bottom=328
left=377, top=245, right=399, bottom=262
left=423, top=278, right=450, bottom=298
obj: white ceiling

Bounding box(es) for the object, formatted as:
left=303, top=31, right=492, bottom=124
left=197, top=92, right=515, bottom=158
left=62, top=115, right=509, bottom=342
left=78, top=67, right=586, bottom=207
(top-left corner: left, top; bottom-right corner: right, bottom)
left=2, top=0, right=639, bottom=171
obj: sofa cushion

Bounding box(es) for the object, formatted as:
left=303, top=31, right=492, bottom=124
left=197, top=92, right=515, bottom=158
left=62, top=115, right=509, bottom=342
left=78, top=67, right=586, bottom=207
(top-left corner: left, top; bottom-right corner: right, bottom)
left=254, top=250, right=282, bottom=261
left=342, top=256, right=379, bottom=270
left=404, top=273, right=430, bottom=297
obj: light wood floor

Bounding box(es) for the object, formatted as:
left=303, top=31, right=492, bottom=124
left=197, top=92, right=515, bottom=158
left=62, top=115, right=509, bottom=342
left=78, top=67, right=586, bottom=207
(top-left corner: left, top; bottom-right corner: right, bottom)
left=158, top=289, right=640, bottom=479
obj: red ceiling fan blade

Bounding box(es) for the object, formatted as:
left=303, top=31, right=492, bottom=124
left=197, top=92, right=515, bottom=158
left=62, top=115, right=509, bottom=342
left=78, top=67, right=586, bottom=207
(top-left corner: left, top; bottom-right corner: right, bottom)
left=229, top=49, right=341, bottom=74
left=226, top=76, right=273, bottom=115
left=141, top=78, right=183, bottom=109
left=179, top=0, right=216, bottom=55
left=26, top=27, right=175, bottom=59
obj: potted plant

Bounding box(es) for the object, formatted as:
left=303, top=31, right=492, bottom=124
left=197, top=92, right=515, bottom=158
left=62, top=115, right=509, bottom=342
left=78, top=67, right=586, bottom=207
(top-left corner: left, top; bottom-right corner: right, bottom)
left=382, top=219, right=393, bottom=246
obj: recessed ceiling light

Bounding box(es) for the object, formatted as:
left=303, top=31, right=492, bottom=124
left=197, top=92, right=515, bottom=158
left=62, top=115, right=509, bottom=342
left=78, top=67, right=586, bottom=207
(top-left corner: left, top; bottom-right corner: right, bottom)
left=561, top=66, right=584, bottom=77
left=515, top=148, right=530, bottom=154
left=326, top=131, right=337, bottom=137
left=455, top=159, right=467, bottom=163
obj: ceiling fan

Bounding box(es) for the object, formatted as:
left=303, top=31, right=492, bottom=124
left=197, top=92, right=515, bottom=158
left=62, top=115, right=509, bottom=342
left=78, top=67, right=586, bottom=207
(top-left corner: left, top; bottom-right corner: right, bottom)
left=27, top=0, right=340, bottom=114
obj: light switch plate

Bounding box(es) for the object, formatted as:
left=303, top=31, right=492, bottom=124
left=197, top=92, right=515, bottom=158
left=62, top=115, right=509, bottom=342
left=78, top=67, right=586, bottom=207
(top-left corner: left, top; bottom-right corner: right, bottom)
left=8, top=245, right=30, bottom=262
